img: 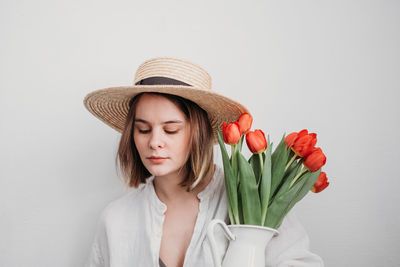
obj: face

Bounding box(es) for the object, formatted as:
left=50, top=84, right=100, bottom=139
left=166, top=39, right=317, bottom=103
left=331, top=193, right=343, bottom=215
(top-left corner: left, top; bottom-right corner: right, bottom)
left=133, top=94, right=191, bottom=180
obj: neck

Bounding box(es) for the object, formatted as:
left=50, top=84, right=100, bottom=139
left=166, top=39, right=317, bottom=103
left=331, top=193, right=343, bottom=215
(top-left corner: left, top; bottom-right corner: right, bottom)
left=153, top=164, right=215, bottom=204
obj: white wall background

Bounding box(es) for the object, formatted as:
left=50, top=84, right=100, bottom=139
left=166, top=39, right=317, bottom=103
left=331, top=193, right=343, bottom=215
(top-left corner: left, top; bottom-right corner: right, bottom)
left=1, top=0, right=399, bottom=266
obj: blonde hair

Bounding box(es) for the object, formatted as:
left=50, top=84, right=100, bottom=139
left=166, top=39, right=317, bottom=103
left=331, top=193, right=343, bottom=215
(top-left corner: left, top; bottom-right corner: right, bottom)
left=115, top=92, right=214, bottom=192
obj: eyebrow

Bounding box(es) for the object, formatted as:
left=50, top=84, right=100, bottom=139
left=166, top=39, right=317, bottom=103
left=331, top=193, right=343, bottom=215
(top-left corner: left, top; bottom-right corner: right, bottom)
left=134, top=118, right=184, bottom=125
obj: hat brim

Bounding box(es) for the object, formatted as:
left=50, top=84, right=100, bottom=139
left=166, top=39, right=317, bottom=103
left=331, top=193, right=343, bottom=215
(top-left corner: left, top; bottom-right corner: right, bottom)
left=83, top=84, right=250, bottom=144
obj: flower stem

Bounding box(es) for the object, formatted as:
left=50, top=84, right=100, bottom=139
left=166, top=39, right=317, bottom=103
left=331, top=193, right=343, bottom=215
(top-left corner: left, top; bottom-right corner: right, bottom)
left=231, top=144, right=239, bottom=186
left=258, top=153, right=264, bottom=174
left=285, top=154, right=297, bottom=172
left=289, top=166, right=307, bottom=188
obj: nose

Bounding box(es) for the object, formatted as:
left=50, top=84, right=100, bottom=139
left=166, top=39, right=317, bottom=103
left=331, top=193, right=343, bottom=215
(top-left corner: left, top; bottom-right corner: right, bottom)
left=149, top=128, right=165, bottom=149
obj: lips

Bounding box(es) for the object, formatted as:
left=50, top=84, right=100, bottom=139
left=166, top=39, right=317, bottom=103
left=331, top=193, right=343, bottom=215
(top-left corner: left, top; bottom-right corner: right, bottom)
left=148, top=157, right=167, bottom=164
left=148, top=156, right=167, bottom=159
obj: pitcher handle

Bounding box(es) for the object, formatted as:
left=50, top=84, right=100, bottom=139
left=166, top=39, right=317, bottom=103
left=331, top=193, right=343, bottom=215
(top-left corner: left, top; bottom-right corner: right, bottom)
left=206, top=219, right=236, bottom=267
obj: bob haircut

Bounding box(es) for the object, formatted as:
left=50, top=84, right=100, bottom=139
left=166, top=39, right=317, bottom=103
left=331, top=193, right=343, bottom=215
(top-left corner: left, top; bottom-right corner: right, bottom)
left=115, top=92, right=215, bottom=192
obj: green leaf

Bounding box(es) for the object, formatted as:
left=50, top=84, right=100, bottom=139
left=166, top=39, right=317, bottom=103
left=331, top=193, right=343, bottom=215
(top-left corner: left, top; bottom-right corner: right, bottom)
left=291, top=170, right=320, bottom=205
left=248, top=153, right=263, bottom=186
left=217, top=125, right=239, bottom=224
left=270, top=160, right=302, bottom=203
left=237, top=189, right=244, bottom=224
left=237, top=152, right=262, bottom=225
left=231, top=145, right=239, bottom=182
left=265, top=169, right=321, bottom=229
left=285, top=152, right=298, bottom=174
left=271, top=134, right=285, bottom=166
left=260, top=138, right=272, bottom=225
left=270, top=135, right=291, bottom=198
left=238, top=135, right=245, bottom=152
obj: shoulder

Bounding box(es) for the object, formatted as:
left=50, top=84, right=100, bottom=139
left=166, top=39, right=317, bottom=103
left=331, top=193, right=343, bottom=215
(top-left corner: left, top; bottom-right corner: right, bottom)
left=215, top=163, right=224, bottom=178
left=204, top=164, right=227, bottom=207
left=213, top=164, right=226, bottom=192
left=99, top=180, right=150, bottom=224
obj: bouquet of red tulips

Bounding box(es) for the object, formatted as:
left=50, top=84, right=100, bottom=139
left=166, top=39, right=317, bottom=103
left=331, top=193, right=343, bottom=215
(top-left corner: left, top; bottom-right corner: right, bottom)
left=217, top=113, right=330, bottom=229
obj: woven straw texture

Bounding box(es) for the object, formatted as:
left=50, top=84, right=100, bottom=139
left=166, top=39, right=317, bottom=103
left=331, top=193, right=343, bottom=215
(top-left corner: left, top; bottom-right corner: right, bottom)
left=83, top=57, right=250, bottom=144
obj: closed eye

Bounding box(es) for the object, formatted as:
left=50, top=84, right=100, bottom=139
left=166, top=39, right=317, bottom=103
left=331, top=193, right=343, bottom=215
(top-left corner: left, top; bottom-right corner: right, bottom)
left=137, top=129, right=178, bottom=134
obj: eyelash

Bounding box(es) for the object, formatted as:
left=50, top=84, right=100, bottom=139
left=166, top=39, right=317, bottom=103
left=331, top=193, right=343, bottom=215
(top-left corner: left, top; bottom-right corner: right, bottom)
left=138, top=129, right=178, bottom=134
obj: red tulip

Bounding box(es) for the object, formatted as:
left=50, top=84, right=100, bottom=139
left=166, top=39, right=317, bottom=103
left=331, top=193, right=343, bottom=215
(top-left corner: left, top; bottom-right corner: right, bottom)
left=246, top=129, right=267, bottom=154
left=291, top=129, right=317, bottom=158
left=222, top=122, right=241, bottom=145
left=311, top=171, right=330, bottom=193
left=303, top=147, right=326, bottom=172
left=237, top=113, right=253, bottom=135
left=284, top=132, right=298, bottom=149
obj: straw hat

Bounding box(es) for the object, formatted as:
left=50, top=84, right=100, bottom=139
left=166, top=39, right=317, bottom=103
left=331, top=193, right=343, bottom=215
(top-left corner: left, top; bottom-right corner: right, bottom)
left=83, top=57, right=250, bottom=144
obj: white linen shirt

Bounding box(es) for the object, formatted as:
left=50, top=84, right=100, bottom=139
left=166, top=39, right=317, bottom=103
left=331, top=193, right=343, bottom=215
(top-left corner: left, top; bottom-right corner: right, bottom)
left=85, top=164, right=324, bottom=267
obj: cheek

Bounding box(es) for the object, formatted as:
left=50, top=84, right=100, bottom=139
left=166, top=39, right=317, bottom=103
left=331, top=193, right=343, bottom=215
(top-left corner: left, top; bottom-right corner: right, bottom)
left=133, top=135, right=146, bottom=155
left=175, top=133, right=191, bottom=158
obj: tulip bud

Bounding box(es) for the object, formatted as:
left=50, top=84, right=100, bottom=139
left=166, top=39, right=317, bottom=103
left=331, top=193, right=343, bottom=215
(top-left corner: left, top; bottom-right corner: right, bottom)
left=246, top=129, right=267, bottom=154
left=311, top=171, right=330, bottom=193
left=284, top=132, right=298, bottom=149
left=237, top=113, right=253, bottom=135
left=222, top=122, right=241, bottom=145
left=291, top=129, right=317, bottom=158
left=303, top=147, right=326, bottom=172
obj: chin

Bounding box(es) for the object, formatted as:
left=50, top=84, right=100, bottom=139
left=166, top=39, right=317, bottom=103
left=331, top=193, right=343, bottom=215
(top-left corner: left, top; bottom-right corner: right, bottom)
left=145, top=165, right=170, bottom=177
left=146, top=165, right=180, bottom=178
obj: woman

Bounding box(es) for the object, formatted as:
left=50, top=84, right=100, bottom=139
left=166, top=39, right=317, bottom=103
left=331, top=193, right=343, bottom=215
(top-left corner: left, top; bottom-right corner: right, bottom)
left=83, top=57, right=323, bottom=267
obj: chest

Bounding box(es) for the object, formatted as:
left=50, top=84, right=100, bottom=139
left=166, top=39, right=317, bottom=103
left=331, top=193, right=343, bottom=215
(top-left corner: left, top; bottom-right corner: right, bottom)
left=159, top=199, right=200, bottom=267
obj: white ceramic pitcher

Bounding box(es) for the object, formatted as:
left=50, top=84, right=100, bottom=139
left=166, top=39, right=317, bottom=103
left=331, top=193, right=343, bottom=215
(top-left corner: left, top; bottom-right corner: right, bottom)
left=206, top=219, right=279, bottom=267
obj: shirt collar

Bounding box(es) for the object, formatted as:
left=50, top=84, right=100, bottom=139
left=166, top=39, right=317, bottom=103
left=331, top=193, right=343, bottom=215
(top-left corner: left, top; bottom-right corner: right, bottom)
left=146, top=164, right=223, bottom=213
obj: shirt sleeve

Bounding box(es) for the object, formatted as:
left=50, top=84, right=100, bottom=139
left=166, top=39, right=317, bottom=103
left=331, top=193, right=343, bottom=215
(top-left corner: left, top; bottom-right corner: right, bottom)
left=84, top=210, right=109, bottom=267
left=265, top=209, right=324, bottom=267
